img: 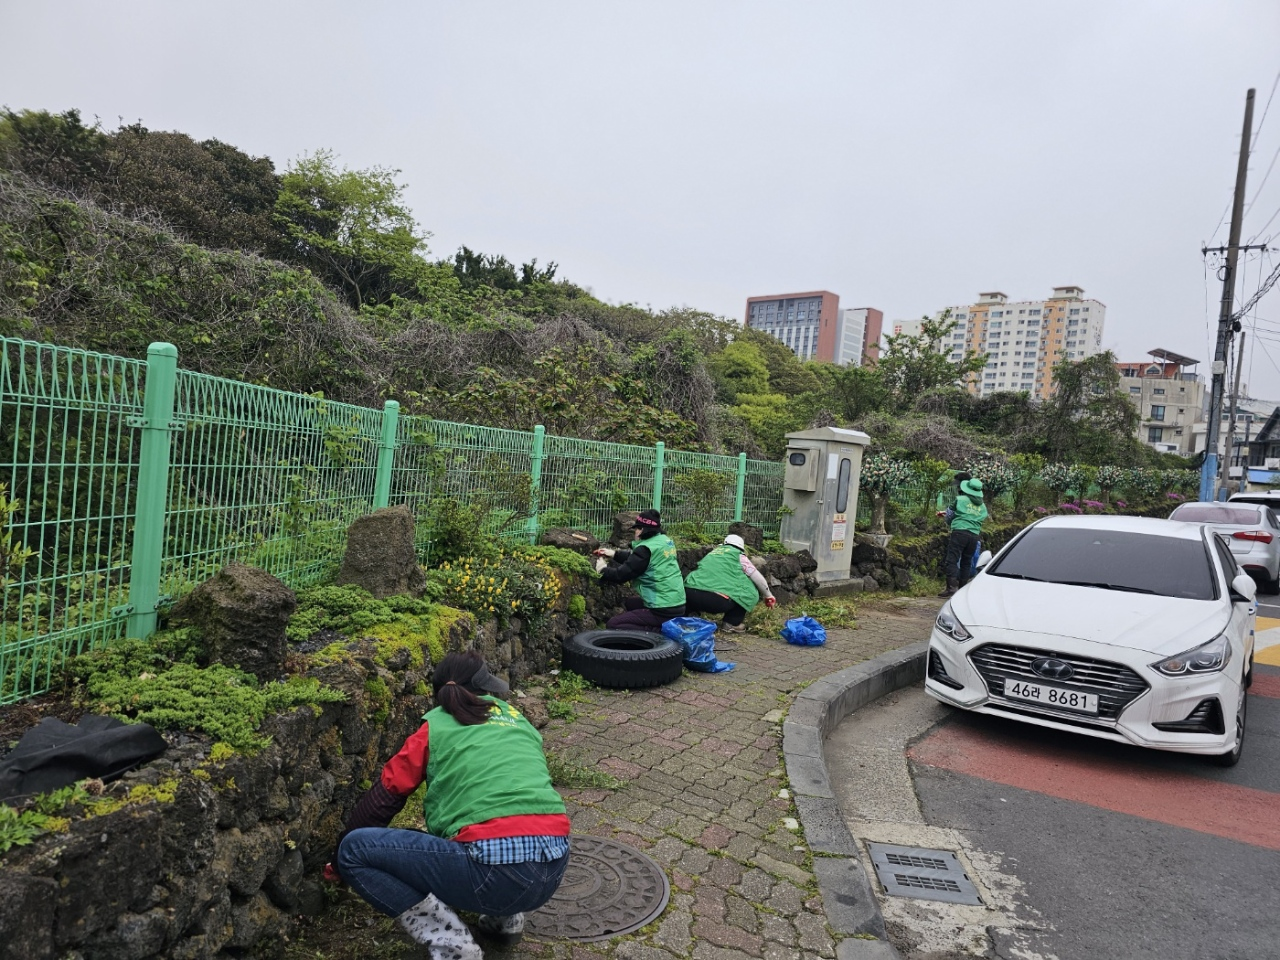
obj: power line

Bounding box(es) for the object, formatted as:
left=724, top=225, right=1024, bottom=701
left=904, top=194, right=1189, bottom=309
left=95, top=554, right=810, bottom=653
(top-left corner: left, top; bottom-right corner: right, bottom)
left=1244, top=139, right=1280, bottom=220
left=1251, top=69, right=1280, bottom=151
left=1251, top=202, right=1280, bottom=242
left=1234, top=258, right=1280, bottom=321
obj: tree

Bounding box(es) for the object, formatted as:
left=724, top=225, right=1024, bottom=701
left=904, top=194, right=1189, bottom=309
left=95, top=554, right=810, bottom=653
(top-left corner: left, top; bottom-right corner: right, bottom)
left=877, top=312, right=987, bottom=411
left=0, top=108, right=109, bottom=188
left=731, top=393, right=805, bottom=459
left=1039, top=352, right=1141, bottom=465
left=274, top=150, right=428, bottom=309
left=106, top=126, right=281, bottom=253
left=859, top=455, right=917, bottom=535
left=801, top=363, right=888, bottom=423
left=708, top=340, right=770, bottom=404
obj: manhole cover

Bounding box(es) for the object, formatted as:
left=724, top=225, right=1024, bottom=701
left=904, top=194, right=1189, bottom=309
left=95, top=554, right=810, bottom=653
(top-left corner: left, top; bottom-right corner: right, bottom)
left=866, top=842, right=983, bottom=906
left=526, top=836, right=670, bottom=941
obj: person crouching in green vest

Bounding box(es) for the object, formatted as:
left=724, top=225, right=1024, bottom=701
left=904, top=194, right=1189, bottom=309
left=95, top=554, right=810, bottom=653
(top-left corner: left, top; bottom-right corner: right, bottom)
left=593, top=509, right=687, bottom=630
left=330, top=651, right=570, bottom=957
left=684, top=533, right=777, bottom=633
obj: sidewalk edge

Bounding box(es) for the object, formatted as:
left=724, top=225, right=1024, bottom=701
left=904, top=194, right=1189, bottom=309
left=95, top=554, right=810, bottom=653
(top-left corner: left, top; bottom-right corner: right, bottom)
left=784, top=640, right=928, bottom=957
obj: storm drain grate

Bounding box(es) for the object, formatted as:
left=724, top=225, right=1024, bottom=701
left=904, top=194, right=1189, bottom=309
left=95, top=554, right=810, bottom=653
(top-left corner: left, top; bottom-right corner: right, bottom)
left=867, top=843, right=983, bottom=905
left=884, top=852, right=949, bottom=870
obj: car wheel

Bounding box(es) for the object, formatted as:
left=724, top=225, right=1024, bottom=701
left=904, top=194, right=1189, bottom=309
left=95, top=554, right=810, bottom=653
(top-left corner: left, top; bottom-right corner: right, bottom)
left=1266, top=573, right=1280, bottom=595
left=561, top=630, right=685, bottom=689
left=1210, top=684, right=1247, bottom=768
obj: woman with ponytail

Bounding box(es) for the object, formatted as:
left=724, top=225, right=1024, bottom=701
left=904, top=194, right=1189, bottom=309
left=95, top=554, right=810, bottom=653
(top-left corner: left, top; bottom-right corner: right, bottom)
left=328, top=651, right=570, bottom=959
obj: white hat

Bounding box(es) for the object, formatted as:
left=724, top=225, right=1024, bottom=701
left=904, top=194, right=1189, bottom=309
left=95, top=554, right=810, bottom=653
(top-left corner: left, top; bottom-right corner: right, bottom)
left=724, top=534, right=746, bottom=550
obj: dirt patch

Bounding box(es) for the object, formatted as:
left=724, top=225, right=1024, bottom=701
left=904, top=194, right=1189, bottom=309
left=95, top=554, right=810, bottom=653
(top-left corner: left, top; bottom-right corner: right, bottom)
left=0, top=694, right=84, bottom=761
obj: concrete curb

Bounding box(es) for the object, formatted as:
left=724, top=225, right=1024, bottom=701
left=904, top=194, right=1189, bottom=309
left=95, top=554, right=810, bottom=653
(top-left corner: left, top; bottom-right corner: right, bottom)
left=784, top=640, right=929, bottom=959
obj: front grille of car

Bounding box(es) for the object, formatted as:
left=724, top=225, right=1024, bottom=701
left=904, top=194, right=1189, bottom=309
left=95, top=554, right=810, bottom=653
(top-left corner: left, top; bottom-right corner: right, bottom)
left=968, top=644, right=1149, bottom=720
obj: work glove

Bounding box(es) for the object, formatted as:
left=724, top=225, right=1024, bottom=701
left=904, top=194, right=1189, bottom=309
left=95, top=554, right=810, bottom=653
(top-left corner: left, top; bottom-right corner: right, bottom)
left=593, top=547, right=617, bottom=558
left=764, top=597, right=777, bottom=609
left=323, top=862, right=341, bottom=884
left=594, top=556, right=609, bottom=574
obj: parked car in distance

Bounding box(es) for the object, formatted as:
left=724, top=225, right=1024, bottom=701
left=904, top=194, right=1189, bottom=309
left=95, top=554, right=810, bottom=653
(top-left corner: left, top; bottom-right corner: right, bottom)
left=925, top=516, right=1255, bottom=766
left=1168, top=501, right=1280, bottom=593
left=1228, top=490, right=1280, bottom=509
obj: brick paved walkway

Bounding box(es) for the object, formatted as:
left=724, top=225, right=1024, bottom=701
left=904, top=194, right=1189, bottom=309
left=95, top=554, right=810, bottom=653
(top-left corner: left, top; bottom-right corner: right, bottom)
left=515, top=601, right=939, bottom=960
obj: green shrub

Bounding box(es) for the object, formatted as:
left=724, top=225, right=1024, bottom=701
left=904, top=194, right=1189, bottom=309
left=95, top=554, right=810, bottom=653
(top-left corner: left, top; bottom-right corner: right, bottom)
left=71, top=639, right=346, bottom=751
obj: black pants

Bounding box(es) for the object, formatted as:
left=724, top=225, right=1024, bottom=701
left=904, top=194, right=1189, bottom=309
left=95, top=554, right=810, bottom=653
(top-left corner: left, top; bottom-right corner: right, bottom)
left=684, top=588, right=748, bottom=626
left=605, top=595, right=685, bottom=631
left=943, top=530, right=980, bottom=587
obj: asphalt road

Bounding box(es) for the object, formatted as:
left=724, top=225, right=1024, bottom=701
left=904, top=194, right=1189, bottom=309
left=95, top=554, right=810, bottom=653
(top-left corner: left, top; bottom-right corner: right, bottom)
left=1255, top=596, right=1280, bottom=619
left=905, top=666, right=1280, bottom=960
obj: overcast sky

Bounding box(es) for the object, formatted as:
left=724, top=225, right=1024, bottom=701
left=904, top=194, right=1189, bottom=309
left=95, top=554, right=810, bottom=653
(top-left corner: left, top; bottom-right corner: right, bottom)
left=3, top=1, right=1279, bottom=393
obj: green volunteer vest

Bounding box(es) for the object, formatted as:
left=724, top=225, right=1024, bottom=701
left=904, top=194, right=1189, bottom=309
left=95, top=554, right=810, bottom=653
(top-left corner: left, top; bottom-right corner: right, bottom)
left=422, top=697, right=565, bottom=839
left=685, top=544, right=759, bottom=613
left=631, top=533, right=686, bottom=609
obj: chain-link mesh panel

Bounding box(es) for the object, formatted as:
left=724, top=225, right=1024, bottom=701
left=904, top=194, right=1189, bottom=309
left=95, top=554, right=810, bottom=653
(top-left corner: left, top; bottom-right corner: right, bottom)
left=661, top=449, right=741, bottom=541
left=537, top=435, right=658, bottom=541
left=393, top=417, right=535, bottom=564
left=164, top=372, right=383, bottom=595
left=0, top=339, right=143, bottom=702
left=741, top=460, right=785, bottom=538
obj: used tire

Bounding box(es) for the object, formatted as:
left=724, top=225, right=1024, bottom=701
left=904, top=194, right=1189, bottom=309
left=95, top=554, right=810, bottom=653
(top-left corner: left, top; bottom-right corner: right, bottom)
left=562, top=630, right=684, bottom=689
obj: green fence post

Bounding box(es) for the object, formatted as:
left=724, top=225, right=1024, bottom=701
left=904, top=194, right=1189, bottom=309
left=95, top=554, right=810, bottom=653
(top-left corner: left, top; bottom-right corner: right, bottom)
left=652, top=441, right=665, bottom=511
left=373, top=400, right=400, bottom=509
left=734, top=452, right=747, bottom=522
left=526, top=425, right=546, bottom=544
left=127, top=342, right=178, bottom=640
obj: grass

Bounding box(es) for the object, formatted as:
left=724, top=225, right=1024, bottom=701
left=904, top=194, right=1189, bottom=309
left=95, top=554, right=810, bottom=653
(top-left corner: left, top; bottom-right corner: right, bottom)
left=744, top=596, right=859, bottom=636
left=545, top=669, right=592, bottom=722
left=546, top=750, right=623, bottom=790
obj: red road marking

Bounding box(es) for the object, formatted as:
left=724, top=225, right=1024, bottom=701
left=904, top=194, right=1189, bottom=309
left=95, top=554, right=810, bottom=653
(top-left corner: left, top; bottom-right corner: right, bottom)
left=910, top=720, right=1280, bottom=851
left=1250, top=673, right=1280, bottom=699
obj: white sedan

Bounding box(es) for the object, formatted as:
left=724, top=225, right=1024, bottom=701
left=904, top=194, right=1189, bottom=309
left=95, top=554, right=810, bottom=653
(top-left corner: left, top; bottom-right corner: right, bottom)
left=925, top=515, right=1255, bottom=766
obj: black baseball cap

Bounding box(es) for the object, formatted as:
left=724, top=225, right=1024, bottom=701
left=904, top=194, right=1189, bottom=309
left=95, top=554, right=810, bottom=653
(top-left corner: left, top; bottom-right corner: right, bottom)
left=468, top=663, right=509, bottom=695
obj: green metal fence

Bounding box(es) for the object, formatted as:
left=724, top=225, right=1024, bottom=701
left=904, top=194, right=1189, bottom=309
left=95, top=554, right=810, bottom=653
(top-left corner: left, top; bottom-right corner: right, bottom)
left=0, top=337, right=785, bottom=703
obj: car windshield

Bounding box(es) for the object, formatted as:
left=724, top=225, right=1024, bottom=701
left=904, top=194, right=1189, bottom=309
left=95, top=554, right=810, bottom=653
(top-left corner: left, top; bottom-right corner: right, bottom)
left=1170, top=504, right=1261, bottom=525
left=988, top=527, right=1215, bottom=600
left=1231, top=496, right=1280, bottom=508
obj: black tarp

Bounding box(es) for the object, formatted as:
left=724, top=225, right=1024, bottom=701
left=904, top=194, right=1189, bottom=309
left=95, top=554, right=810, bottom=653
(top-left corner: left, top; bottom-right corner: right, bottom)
left=0, top=715, right=167, bottom=804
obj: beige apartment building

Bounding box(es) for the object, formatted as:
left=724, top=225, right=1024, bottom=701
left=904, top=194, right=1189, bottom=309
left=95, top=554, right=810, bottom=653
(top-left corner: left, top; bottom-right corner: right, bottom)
left=1116, top=351, right=1205, bottom=457
left=892, top=286, right=1106, bottom=399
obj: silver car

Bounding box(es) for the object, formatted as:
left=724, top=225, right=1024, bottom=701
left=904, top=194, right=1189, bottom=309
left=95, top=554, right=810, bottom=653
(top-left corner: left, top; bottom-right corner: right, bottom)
left=1168, top=501, right=1280, bottom=593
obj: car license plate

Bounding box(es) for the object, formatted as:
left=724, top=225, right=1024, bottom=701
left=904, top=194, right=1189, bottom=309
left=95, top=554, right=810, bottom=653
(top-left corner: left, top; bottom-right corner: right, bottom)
left=1003, top=679, right=1099, bottom=714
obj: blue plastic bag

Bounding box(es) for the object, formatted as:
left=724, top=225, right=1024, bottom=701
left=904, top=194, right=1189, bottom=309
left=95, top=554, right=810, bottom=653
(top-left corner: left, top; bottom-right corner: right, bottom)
left=781, top=615, right=826, bottom=646
left=661, top=617, right=736, bottom=673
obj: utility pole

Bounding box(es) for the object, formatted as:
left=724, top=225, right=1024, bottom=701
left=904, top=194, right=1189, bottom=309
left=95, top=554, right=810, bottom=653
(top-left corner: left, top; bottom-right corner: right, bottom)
left=1201, top=87, right=1256, bottom=502
left=1223, top=330, right=1246, bottom=491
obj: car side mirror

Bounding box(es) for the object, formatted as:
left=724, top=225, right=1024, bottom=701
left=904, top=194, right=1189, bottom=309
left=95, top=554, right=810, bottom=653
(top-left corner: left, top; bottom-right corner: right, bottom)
left=975, top=550, right=993, bottom=572
left=1230, top=572, right=1257, bottom=603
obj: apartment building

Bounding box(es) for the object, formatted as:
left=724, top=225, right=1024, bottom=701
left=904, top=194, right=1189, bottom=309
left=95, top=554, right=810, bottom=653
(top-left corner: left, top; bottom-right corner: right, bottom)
left=890, top=287, right=1106, bottom=399
left=744, top=293, right=883, bottom=366
left=835, top=307, right=884, bottom=366
left=745, top=291, right=839, bottom=362
left=1117, top=350, right=1205, bottom=457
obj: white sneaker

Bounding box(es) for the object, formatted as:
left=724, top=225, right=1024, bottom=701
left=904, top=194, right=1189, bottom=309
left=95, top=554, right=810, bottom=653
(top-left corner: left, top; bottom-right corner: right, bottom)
left=476, top=911, right=525, bottom=944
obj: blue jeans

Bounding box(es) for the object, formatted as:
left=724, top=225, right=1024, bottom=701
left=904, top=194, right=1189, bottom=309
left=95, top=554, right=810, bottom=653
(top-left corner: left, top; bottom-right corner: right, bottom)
left=337, top=828, right=570, bottom=918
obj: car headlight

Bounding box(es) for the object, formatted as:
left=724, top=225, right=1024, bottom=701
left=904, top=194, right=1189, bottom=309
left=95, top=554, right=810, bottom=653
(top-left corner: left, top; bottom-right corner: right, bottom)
left=935, top=602, right=972, bottom=642
left=1152, top=635, right=1233, bottom=676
